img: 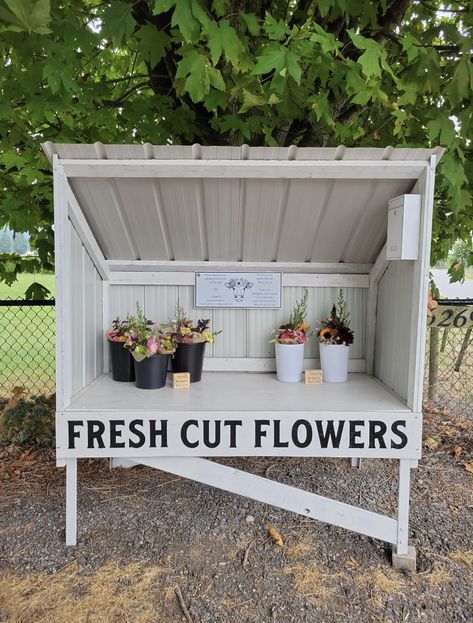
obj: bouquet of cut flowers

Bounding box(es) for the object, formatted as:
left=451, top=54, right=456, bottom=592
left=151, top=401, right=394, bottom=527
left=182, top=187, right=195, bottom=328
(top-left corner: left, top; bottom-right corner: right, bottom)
left=106, top=317, right=132, bottom=342
left=166, top=302, right=220, bottom=344
left=271, top=289, right=311, bottom=344
left=316, top=290, right=354, bottom=346
left=124, top=304, right=176, bottom=361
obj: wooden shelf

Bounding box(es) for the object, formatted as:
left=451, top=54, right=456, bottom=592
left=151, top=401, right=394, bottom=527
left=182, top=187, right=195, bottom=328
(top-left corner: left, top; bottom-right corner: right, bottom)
left=66, top=372, right=410, bottom=415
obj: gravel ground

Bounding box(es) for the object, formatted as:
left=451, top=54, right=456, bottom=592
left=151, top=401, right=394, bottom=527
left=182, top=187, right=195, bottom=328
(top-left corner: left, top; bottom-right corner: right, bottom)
left=1, top=405, right=472, bottom=623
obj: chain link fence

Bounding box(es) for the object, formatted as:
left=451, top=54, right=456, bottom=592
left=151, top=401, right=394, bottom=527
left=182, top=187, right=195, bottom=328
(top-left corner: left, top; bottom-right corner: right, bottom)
left=424, top=299, right=473, bottom=417
left=0, top=298, right=472, bottom=417
left=0, top=299, right=55, bottom=399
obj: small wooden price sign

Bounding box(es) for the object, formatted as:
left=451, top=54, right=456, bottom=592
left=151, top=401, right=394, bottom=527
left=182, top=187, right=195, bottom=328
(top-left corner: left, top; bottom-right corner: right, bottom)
left=305, top=369, right=323, bottom=385
left=172, top=372, right=190, bottom=389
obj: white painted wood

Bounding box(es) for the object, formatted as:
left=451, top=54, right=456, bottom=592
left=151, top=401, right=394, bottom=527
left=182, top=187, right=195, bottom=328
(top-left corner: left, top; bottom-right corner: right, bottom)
left=53, top=159, right=72, bottom=410
left=369, top=244, right=389, bottom=284
left=57, top=409, right=420, bottom=459
left=109, top=271, right=369, bottom=288
left=107, top=260, right=373, bottom=274
left=129, top=456, right=398, bottom=544
left=407, top=159, right=437, bottom=411
left=65, top=458, right=77, bottom=546
left=396, top=459, right=411, bottom=555
left=70, top=225, right=84, bottom=396
left=204, top=358, right=365, bottom=372
left=65, top=372, right=410, bottom=414
left=374, top=262, right=413, bottom=401
left=67, top=186, right=110, bottom=280
left=102, top=281, right=109, bottom=373
left=351, top=458, right=361, bottom=468
left=387, top=195, right=421, bottom=260
left=83, top=247, right=96, bottom=386
left=61, top=159, right=427, bottom=179
left=365, top=244, right=388, bottom=375
left=108, top=283, right=366, bottom=361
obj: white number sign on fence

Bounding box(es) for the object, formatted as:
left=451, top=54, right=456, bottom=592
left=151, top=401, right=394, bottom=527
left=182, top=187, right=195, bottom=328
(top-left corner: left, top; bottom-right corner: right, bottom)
left=427, top=305, right=473, bottom=329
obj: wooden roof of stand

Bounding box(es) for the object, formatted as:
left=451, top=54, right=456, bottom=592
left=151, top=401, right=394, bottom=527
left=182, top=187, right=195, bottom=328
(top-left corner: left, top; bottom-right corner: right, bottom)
left=43, top=143, right=443, bottom=265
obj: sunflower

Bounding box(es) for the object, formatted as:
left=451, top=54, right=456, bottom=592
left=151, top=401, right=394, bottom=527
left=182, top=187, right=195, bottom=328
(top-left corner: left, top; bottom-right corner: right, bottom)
left=319, top=327, right=333, bottom=341
left=298, top=322, right=310, bottom=333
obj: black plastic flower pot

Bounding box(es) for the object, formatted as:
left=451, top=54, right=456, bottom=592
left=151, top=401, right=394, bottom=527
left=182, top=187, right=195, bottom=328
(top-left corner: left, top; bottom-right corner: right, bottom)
left=134, top=354, right=170, bottom=389
left=171, top=342, right=206, bottom=383
left=109, top=341, right=135, bottom=382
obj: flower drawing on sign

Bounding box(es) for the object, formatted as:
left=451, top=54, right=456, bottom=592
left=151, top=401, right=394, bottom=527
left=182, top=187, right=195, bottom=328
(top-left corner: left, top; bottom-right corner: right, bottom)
left=225, top=277, right=254, bottom=302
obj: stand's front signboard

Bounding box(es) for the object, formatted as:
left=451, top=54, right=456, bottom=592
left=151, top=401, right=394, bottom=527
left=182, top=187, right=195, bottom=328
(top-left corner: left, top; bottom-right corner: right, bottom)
left=56, top=412, right=422, bottom=459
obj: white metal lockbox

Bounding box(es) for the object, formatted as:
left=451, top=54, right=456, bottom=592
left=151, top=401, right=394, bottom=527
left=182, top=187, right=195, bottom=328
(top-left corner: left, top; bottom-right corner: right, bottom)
left=43, top=141, right=443, bottom=569
left=387, top=194, right=421, bottom=260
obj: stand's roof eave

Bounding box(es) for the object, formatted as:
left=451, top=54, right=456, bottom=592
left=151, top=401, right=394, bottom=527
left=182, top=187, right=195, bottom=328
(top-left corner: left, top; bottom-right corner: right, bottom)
left=42, top=142, right=444, bottom=165
left=44, top=143, right=443, bottom=265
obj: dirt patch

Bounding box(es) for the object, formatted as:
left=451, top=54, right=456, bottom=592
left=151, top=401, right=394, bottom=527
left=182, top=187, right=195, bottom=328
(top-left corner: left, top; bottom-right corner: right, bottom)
left=1, top=406, right=472, bottom=623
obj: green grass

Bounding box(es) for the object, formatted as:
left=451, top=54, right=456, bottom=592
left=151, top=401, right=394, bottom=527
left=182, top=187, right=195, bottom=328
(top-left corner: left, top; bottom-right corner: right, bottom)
left=0, top=273, right=55, bottom=300
left=0, top=273, right=56, bottom=397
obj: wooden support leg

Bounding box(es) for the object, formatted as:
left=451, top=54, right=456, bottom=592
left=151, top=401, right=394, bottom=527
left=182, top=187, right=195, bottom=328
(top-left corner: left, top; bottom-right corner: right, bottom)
left=351, top=458, right=361, bottom=469
left=392, top=459, right=416, bottom=571
left=65, top=458, right=77, bottom=546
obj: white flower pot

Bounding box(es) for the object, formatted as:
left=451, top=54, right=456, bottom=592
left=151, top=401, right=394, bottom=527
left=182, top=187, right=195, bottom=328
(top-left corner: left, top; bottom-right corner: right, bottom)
left=319, top=343, right=349, bottom=383
left=275, top=342, right=304, bottom=383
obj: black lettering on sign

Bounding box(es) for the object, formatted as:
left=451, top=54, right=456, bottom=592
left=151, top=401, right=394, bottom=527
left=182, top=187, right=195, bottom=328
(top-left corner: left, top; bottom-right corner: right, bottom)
left=391, top=421, right=408, bottom=449
left=254, top=420, right=270, bottom=448
left=315, top=420, right=345, bottom=448
left=181, top=420, right=199, bottom=448
left=291, top=420, right=312, bottom=448
left=110, top=420, right=126, bottom=448
left=368, top=421, right=387, bottom=449
left=223, top=420, right=242, bottom=448
left=150, top=420, right=168, bottom=448
left=88, top=421, right=106, bottom=449
left=129, top=420, right=145, bottom=448
left=349, top=421, right=364, bottom=448
left=274, top=420, right=289, bottom=448
left=203, top=420, right=221, bottom=448
left=68, top=421, right=84, bottom=449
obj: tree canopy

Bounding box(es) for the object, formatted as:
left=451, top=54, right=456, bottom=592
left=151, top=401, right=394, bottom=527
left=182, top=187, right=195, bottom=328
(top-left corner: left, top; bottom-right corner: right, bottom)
left=0, top=0, right=472, bottom=295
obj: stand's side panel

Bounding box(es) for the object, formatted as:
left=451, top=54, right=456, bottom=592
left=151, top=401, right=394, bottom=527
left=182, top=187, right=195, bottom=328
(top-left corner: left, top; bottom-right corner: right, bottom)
left=374, top=262, right=413, bottom=400
left=69, top=221, right=103, bottom=397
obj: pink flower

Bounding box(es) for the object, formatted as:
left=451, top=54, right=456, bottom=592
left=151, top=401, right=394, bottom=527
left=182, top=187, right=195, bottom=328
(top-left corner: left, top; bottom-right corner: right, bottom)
left=279, top=332, right=293, bottom=341
left=146, top=336, right=158, bottom=356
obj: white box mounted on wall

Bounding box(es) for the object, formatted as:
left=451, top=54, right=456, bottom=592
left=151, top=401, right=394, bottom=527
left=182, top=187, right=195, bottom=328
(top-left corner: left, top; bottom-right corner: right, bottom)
left=387, top=194, right=421, bottom=260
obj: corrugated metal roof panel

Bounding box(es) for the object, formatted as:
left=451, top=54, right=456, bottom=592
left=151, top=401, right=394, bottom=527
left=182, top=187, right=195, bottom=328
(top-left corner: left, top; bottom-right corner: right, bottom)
left=43, top=142, right=443, bottom=264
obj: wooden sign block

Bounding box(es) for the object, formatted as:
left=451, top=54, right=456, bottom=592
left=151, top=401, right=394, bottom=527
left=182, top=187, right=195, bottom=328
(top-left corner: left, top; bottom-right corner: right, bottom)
left=172, top=372, right=190, bottom=389
left=305, top=369, right=323, bottom=385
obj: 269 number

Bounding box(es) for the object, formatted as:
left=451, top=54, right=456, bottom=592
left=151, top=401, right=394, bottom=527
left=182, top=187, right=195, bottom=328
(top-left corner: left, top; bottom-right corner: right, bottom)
left=427, top=307, right=473, bottom=328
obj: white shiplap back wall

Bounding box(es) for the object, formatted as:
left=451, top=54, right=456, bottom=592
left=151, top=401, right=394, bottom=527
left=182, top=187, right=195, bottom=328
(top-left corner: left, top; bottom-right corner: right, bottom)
left=109, top=285, right=366, bottom=361
left=70, top=223, right=104, bottom=395
left=374, top=262, right=413, bottom=400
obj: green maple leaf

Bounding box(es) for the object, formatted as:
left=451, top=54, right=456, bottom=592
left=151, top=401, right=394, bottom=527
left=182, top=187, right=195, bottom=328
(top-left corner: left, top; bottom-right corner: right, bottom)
left=171, top=0, right=200, bottom=42
left=0, top=0, right=52, bottom=34
left=204, top=19, right=244, bottom=66
left=136, top=25, right=170, bottom=66
left=176, top=50, right=210, bottom=102
left=264, top=13, right=288, bottom=41
left=102, top=1, right=135, bottom=45
left=252, top=44, right=286, bottom=75
left=240, top=13, right=259, bottom=36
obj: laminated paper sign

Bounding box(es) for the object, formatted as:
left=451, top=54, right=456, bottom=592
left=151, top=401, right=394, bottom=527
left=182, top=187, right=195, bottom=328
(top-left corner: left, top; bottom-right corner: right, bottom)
left=195, top=272, right=282, bottom=309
